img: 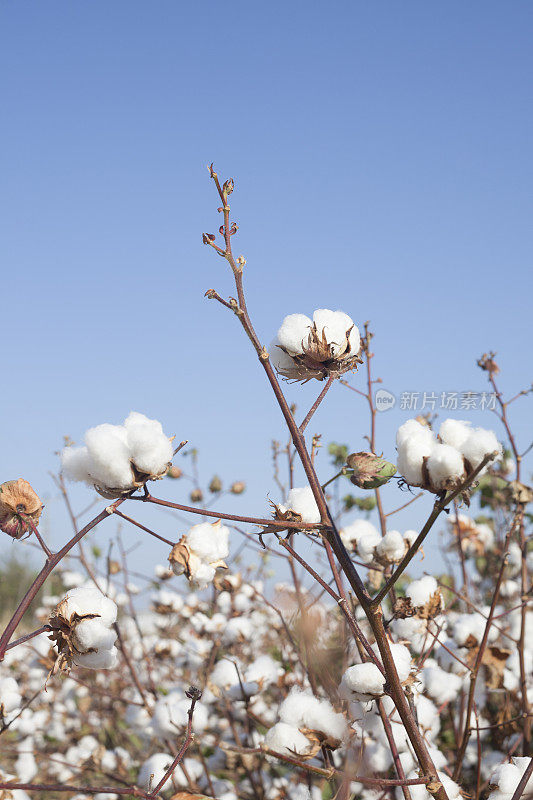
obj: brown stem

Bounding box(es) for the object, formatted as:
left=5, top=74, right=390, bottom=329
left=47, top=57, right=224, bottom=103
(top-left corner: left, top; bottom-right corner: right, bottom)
left=300, top=375, right=335, bottom=433
left=147, top=690, right=200, bottom=797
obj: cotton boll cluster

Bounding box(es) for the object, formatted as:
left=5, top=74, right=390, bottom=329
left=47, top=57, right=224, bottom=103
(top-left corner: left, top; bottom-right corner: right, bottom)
left=61, top=412, right=174, bottom=497
left=48, top=587, right=118, bottom=671
left=396, top=418, right=501, bottom=493
left=169, top=520, right=230, bottom=589
left=270, top=309, right=362, bottom=381
left=488, top=757, right=533, bottom=800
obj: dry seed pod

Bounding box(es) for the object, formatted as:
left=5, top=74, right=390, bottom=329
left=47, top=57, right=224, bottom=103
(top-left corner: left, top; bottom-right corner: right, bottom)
left=0, top=479, right=43, bottom=539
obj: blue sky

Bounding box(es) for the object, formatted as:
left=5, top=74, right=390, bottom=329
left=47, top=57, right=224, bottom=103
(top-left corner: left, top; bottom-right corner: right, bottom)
left=1, top=1, right=531, bottom=587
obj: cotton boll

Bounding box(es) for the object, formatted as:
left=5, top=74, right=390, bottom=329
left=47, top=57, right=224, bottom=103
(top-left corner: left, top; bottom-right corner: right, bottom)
left=389, top=643, right=412, bottom=683
left=63, top=588, right=117, bottom=626
left=406, top=576, right=439, bottom=608
left=376, top=531, right=405, bottom=563
left=340, top=520, right=380, bottom=549
left=339, top=663, right=386, bottom=701
left=187, top=521, right=230, bottom=563
left=312, top=309, right=355, bottom=357
left=396, top=420, right=435, bottom=449
left=124, top=412, right=173, bottom=476
left=0, top=677, right=21, bottom=714
left=138, top=753, right=173, bottom=789
left=277, top=314, right=313, bottom=355
left=71, top=618, right=117, bottom=653
left=356, top=530, right=382, bottom=563
left=73, top=647, right=118, bottom=669
left=426, top=443, right=465, bottom=490
left=397, top=437, right=434, bottom=487
left=211, top=659, right=241, bottom=689
left=422, top=662, right=462, bottom=704
left=61, top=446, right=93, bottom=484
left=278, top=688, right=347, bottom=741
left=246, top=655, right=282, bottom=686
left=489, top=762, right=523, bottom=795
left=283, top=487, right=320, bottom=524
left=85, top=424, right=134, bottom=489
left=270, top=338, right=299, bottom=374
left=439, top=419, right=471, bottom=450
left=264, top=722, right=313, bottom=757
left=460, top=428, right=502, bottom=470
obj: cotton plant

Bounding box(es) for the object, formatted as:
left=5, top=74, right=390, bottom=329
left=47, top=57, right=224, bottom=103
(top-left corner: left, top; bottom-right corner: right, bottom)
left=61, top=411, right=174, bottom=498
left=396, top=418, right=502, bottom=493
left=270, top=309, right=363, bottom=382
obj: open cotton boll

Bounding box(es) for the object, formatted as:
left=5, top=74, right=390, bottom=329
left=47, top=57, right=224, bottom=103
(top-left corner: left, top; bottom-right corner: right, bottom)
left=460, top=428, right=502, bottom=470
left=278, top=688, right=347, bottom=741
left=356, top=530, right=382, bottom=563
left=339, top=663, right=386, bottom=701
left=270, top=338, right=301, bottom=374
left=489, top=761, right=525, bottom=796
left=73, top=648, right=118, bottom=669
left=312, top=309, right=359, bottom=356
left=211, top=659, right=241, bottom=689
left=63, top=588, right=117, bottom=627
left=71, top=619, right=117, bottom=653
left=388, top=642, right=412, bottom=683
left=397, top=436, right=434, bottom=486
left=422, top=662, right=462, bottom=704
left=61, top=446, right=93, bottom=483
left=398, top=772, right=462, bottom=800
left=396, top=419, right=435, bottom=448
left=406, top=576, right=439, bottom=608
left=277, top=314, right=313, bottom=355
left=426, top=443, right=465, bottom=490
left=187, top=521, right=230, bottom=564
left=376, top=531, right=405, bottom=563
left=137, top=753, right=173, bottom=789
left=264, top=721, right=314, bottom=757
left=124, top=412, right=173, bottom=476
left=340, top=519, right=380, bottom=549
left=283, top=487, right=320, bottom=524
left=85, top=424, right=134, bottom=489
left=439, top=419, right=471, bottom=450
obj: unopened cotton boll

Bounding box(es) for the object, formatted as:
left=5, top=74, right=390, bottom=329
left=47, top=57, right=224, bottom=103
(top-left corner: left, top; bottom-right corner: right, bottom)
left=426, top=443, right=465, bottom=490
left=339, top=662, right=386, bottom=701
left=282, top=487, right=320, bottom=524
left=277, top=314, right=313, bottom=355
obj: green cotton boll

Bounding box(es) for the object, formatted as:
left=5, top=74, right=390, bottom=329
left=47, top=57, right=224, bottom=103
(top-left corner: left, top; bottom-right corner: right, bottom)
left=347, top=451, right=397, bottom=490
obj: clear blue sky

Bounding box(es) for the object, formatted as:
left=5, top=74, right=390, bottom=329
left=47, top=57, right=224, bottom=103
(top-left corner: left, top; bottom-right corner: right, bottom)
left=1, top=1, right=531, bottom=584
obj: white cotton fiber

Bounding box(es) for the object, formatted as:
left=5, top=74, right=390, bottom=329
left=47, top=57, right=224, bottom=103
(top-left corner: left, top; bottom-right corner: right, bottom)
left=460, top=428, right=502, bottom=470
left=264, top=721, right=313, bottom=757
left=278, top=687, right=347, bottom=741
left=396, top=423, right=435, bottom=486
left=85, top=424, right=134, bottom=489
left=439, top=419, right=471, bottom=450
left=339, top=663, right=386, bottom=701
left=277, top=314, right=313, bottom=355
left=388, top=642, right=412, bottom=683
left=61, top=446, right=92, bottom=483
left=340, top=519, right=380, bottom=548
left=396, top=419, right=434, bottom=449
left=426, top=443, right=465, bottom=490
left=356, top=530, right=382, bottom=563
left=71, top=619, right=117, bottom=653
left=63, top=588, right=117, bottom=626
left=406, top=576, right=439, bottom=608
left=312, top=309, right=358, bottom=357
left=270, top=338, right=299, bottom=373
left=124, top=412, right=173, bottom=476
left=73, top=647, right=118, bottom=670
left=138, top=753, right=173, bottom=789
left=283, top=486, right=321, bottom=524
left=376, top=531, right=405, bottom=563
left=187, top=522, right=230, bottom=564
